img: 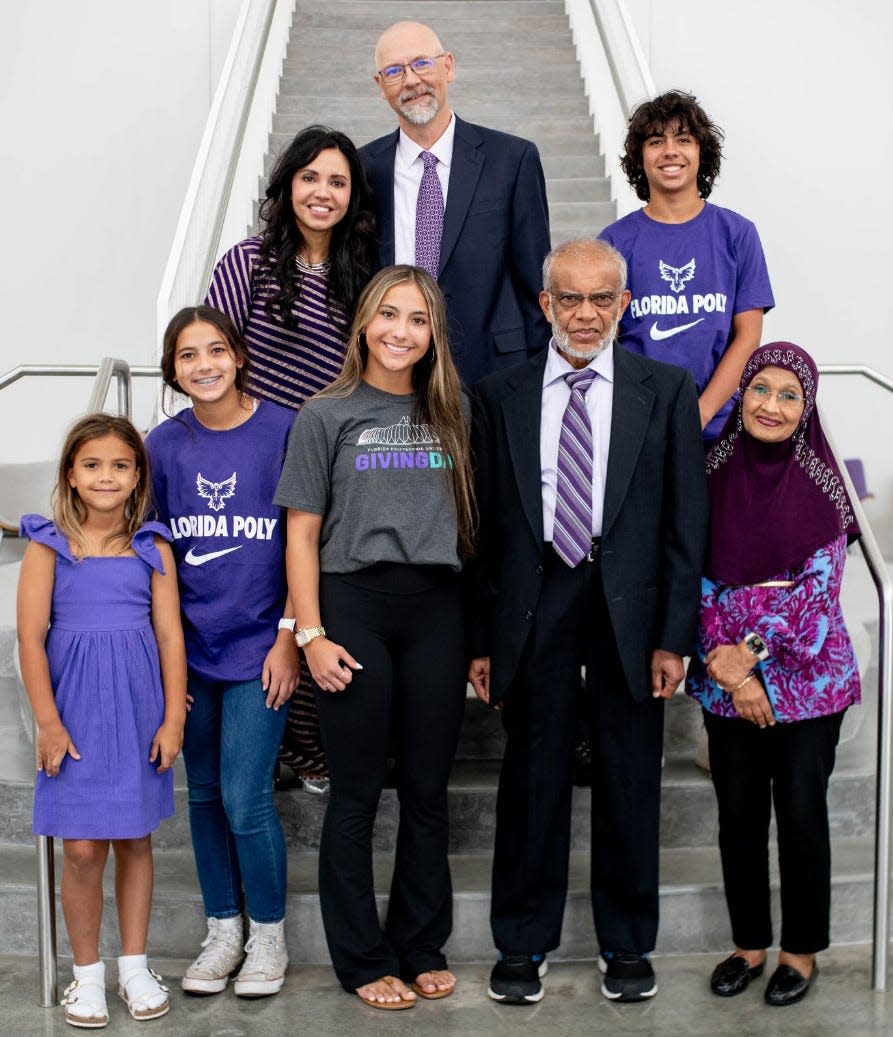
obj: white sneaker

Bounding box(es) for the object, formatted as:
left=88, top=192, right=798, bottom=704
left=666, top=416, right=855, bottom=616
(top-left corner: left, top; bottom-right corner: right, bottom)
left=181, top=917, right=244, bottom=995
left=233, top=918, right=288, bottom=997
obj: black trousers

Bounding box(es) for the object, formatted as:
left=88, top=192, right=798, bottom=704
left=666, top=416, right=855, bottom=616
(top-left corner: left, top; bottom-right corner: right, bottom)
left=315, top=564, right=466, bottom=991
left=491, top=548, right=665, bottom=956
left=704, top=708, right=845, bottom=954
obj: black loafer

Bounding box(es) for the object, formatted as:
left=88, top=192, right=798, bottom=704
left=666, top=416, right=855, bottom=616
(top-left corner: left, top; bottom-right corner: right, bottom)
left=764, top=963, right=818, bottom=1006
left=710, top=954, right=765, bottom=997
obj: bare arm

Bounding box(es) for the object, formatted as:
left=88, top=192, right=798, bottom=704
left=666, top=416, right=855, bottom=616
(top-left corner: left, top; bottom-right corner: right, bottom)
left=17, top=541, right=80, bottom=776
left=261, top=589, right=300, bottom=710
left=149, top=539, right=188, bottom=772
left=286, top=510, right=360, bottom=693
left=698, top=308, right=763, bottom=429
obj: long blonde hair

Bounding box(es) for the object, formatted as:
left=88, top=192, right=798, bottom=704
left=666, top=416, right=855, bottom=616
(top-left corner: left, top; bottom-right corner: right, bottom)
left=319, top=265, right=477, bottom=556
left=52, top=414, right=152, bottom=557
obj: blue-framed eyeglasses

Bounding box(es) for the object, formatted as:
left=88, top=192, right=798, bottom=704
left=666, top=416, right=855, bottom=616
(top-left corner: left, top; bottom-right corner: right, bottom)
left=376, top=54, right=445, bottom=84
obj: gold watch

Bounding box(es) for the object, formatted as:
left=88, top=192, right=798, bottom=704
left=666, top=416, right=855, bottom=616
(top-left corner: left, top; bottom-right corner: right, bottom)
left=295, top=626, right=326, bottom=648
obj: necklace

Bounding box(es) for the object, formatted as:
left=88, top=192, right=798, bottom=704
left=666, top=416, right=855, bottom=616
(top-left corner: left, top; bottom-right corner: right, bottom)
left=194, top=394, right=257, bottom=432
left=296, top=252, right=330, bottom=273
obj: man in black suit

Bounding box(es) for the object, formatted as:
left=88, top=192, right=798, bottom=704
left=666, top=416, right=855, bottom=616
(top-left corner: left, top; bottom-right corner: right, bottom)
left=358, top=20, right=551, bottom=385
left=468, top=238, right=708, bottom=1005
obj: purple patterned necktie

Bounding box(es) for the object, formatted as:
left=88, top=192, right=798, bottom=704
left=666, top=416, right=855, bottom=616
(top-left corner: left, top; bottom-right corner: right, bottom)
left=415, top=151, right=444, bottom=278
left=553, top=368, right=597, bottom=567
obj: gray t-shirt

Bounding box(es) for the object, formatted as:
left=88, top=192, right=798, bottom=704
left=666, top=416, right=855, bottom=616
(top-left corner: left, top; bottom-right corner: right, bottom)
left=275, top=381, right=462, bottom=572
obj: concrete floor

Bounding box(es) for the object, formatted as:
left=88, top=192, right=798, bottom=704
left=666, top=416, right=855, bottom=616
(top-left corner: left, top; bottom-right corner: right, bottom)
left=4, top=947, right=893, bottom=1037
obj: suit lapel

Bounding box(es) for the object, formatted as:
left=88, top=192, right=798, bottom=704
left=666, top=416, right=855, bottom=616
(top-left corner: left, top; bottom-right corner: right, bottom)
left=501, top=353, right=547, bottom=544
left=602, top=348, right=655, bottom=537
left=439, top=117, right=483, bottom=275
left=365, top=132, right=398, bottom=266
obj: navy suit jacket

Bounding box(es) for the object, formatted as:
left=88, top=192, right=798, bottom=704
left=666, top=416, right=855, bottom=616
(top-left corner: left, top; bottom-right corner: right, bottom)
left=358, top=116, right=552, bottom=386
left=469, top=345, right=708, bottom=705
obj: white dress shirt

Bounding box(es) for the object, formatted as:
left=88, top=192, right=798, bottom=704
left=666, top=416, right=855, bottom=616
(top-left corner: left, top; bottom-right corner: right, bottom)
left=541, top=339, right=614, bottom=540
left=393, top=113, right=456, bottom=266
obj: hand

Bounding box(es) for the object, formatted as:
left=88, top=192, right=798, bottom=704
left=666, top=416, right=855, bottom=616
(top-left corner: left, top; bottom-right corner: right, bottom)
left=262, top=630, right=301, bottom=709
left=468, top=657, right=492, bottom=705
left=185, top=692, right=194, bottom=713
left=705, top=642, right=755, bottom=689
left=731, top=672, right=775, bottom=728
left=651, top=649, right=685, bottom=699
left=36, top=722, right=80, bottom=777
left=150, top=719, right=184, bottom=773
left=304, top=637, right=362, bottom=693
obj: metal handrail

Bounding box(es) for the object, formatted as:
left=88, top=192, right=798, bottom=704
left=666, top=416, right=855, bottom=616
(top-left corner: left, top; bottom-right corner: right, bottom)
left=0, top=363, right=159, bottom=402
left=817, top=364, right=892, bottom=990
left=0, top=358, right=158, bottom=1006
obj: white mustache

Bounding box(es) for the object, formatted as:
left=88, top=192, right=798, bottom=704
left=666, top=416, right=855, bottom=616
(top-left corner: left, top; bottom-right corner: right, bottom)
left=400, top=87, right=434, bottom=104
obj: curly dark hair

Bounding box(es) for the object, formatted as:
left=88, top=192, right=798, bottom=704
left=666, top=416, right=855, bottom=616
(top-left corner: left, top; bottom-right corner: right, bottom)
left=258, top=125, right=377, bottom=329
left=620, top=91, right=724, bottom=202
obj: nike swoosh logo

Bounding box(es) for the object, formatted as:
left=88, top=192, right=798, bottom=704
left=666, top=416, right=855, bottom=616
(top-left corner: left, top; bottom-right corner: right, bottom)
left=183, top=545, right=244, bottom=566
left=649, top=318, right=705, bottom=341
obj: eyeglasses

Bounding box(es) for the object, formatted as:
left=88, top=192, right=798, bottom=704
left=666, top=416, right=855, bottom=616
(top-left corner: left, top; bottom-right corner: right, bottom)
left=745, top=385, right=806, bottom=407
left=550, top=291, right=620, bottom=312
left=376, top=54, right=445, bottom=84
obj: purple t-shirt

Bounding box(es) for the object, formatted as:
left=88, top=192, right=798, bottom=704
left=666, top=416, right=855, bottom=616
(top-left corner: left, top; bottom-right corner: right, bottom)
left=145, top=400, right=294, bottom=681
left=600, top=203, right=774, bottom=441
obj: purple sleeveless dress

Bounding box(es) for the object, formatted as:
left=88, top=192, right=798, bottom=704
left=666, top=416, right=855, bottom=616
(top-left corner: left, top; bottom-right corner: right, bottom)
left=22, top=515, right=176, bottom=839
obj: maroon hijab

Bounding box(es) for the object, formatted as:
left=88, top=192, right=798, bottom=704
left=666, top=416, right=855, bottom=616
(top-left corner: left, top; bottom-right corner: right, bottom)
left=705, top=342, right=860, bottom=584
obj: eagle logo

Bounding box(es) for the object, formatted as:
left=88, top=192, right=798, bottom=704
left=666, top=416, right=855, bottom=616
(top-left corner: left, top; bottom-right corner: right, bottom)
left=196, top=472, right=237, bottom=512
left=659, top=258, right=696, bottom=293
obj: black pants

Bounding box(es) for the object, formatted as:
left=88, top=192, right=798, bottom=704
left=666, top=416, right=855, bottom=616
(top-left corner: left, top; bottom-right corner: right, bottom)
left=491, top=548, right=664, bottom=956
left=704, top=708, right=845, bottom=954
left=315, top=564, right=466, bottom=991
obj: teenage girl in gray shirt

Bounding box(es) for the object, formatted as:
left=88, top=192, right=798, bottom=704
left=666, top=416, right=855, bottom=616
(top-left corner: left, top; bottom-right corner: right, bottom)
left=275, top=265, right=475, bottom=1010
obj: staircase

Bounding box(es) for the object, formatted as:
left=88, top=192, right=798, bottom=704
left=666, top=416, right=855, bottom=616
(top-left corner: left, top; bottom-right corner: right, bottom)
left=268, top=0, right=616, bottom=242
left=0, top=0, right=882, bottom=967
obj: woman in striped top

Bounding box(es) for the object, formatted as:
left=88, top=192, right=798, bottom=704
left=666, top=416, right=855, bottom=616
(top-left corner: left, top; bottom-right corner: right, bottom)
left=207, top=125, right=376, bottom=408
left=206, top=124, right=377, bottom=788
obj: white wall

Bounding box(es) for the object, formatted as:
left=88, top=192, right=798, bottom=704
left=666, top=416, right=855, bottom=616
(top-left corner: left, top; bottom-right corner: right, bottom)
left=620, top=0, right=893, bottom=550
left=0, top=0, right=241, bottom=458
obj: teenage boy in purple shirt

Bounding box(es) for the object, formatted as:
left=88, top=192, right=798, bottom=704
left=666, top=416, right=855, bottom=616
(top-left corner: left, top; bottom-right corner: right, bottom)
left=600, top=91, right=775, bottom=443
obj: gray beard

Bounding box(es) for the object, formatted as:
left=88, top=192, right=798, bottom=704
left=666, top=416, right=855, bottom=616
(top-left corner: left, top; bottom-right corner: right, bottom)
left=398, top=89, right=440, bottom=125
left=553, top=317, right=618, bottom=361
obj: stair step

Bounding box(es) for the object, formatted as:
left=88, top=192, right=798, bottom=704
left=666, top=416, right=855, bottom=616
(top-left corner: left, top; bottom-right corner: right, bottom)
left=0, top=838, right=874, bottom=960
left=0, top=754, right=874, bottom=851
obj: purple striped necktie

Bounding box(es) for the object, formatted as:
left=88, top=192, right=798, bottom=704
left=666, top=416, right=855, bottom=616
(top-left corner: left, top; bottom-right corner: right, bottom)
left=415, top=151, right=444, bottom=278
left=553, top=368, right=597, bottom=567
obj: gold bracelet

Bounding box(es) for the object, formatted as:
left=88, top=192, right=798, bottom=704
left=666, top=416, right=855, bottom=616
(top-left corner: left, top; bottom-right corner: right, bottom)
left=732, top=673, right=755, bottom=692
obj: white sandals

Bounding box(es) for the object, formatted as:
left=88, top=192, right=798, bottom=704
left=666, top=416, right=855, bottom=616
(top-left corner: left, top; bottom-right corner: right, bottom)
left=116, top=965, right=170, bottom=1021
left=61, top=964, right=109, bottom=1029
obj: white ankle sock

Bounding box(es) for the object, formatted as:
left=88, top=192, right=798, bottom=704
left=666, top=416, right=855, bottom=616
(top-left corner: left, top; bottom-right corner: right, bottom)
left=118, top=953, right=167, bottom=1010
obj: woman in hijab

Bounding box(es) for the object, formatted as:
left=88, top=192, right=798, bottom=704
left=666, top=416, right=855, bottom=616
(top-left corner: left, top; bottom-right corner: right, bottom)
left=687, top=342, right=861, bottom=1007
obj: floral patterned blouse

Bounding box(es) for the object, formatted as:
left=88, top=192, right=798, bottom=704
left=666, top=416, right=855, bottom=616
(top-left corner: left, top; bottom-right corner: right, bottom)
left=686, top=536, right=861, bottom=722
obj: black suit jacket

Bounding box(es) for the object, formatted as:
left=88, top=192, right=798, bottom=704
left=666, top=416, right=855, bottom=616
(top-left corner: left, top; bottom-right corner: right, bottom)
left=358, top=116, right=552, bottom=386
left=469, top=345, right=708, bottom=705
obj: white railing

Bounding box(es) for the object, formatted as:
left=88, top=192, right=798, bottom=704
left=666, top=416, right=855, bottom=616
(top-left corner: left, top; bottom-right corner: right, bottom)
left=155, top=0, right=295, bottom=348
left=565, top=0, right=655, bottom=215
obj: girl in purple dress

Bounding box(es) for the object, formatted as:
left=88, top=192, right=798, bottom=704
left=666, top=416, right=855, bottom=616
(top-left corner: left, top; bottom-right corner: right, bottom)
left=17, top=414, right=187, bottom=1027
left=686, top=342, right=861, bottom=1006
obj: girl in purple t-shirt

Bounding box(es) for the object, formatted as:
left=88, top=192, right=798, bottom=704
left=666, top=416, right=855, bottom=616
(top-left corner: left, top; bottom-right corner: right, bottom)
left=146, top=306, right=299, bottom=1000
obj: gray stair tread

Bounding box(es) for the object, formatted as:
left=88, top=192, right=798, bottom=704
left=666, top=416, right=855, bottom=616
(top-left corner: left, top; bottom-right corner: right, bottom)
left=0, top=838, right=875, bottom=896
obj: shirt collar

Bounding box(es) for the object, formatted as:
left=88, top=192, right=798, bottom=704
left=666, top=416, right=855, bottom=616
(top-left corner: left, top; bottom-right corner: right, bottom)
left=543, top=338, right=614, bottom=389
left=396, top=112, right=456, bottom=172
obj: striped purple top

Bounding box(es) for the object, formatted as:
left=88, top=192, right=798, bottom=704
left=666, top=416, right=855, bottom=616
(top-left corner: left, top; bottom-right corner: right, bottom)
left=205, top=236, right=350, bottom=410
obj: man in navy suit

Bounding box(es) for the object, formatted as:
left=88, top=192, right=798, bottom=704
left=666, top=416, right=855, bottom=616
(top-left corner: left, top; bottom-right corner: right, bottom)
left=358, top=20, right=551, bottom=385
left=468, top=239, right=707, bottom=1005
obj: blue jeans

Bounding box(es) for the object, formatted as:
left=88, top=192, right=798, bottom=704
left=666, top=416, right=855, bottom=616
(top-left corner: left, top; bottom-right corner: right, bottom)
left=182, top=674, right=289, bottom=923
